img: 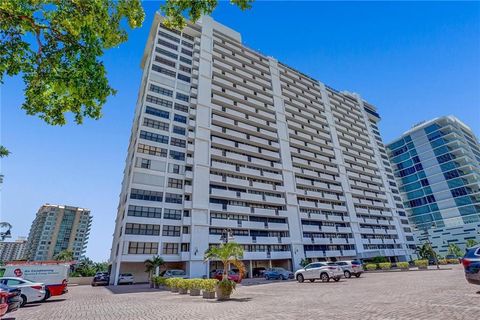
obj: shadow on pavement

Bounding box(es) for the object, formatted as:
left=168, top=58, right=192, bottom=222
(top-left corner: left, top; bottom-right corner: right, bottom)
left=208, top=297, right=253, bottom=303
left=105, top=283, right=168, bottom=295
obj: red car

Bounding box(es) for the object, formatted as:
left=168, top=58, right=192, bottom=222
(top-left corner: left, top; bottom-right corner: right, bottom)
left=212, top=270, right=242, bottom=283
left=0, top=291, right=9, bottom=319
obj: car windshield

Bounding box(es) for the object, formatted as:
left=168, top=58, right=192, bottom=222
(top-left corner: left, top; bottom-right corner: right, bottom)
left=351, top=260, right=362, bottom=265
left=172, top=270, right=185, bottom=275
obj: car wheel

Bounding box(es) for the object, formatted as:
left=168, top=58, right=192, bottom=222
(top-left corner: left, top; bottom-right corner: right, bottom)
left=281, top=275, right=286, bottom=280
left=354, top=273, right=361, bottom=278
left=320, top=273, right=330, bottom=282
left=265, top=275, right=269, bottom=280
left=20, top=294, right=27, bottom=307
left=296, top=274, right=304, bottom=283
left=43, top=289, right=51, bottom=301
left=344, top=270, right=352, bottom=278
left=334, top=277, right=340, bottom=282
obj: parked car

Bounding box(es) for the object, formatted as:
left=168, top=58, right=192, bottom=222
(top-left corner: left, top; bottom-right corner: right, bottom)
left=117, top=273, right=134, bottom=285
left=211, top=270, right=242, bottom=283
left=0, top=277, right=46, bottom=307
left=295, top=262, right=343, bottom=283
left=328, top=260, right=363, bottom=278
left=0, top=284, right=21, bottom=314
left=462, top=245, right=480, bottom=285
left=0, top=291, right=8, bottom=319
left=252, top=267, right=266, bottom=278
left=91, top=273, right=110, bottom=286
left=264, top=268, right=294, bottom=280
left=160, top=270, right=188, bottom=278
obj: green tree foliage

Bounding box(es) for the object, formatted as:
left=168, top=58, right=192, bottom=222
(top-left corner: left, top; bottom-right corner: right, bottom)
left=417, top=243, right=437, bottom=260
left=466, top=239, right=479, bottom=248
left=71, top=258, right=109, bottom=277
left=299, top=258, right=311, bottom=268
left=144, top=255, right=165, bottom=278
left=0, top=1, right=253, bottom=155
left=204, top=242, right=246, bottom=279
left=447, top=243, right=463, bottom=258
left=54, top=249, right=74, bottom=261
left=161, top=0, right=253, bottom=29
left=371, top=256, right=388, bottom=264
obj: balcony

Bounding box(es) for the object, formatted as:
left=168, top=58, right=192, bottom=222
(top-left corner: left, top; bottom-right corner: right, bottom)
left=211, top=218, right=239, bottom=229
left=305, top=251, right=326, bottom=258
left=341, top=250, right=357, bottom=257
left=270, top=251, right=292, bottom=259
left=268, top=222, right=289, bottom=231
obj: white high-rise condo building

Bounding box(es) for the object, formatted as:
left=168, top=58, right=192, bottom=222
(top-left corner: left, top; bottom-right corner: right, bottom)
left=109, top=13, right=415, bottom=283
left=0, top=237, right=27, bottom=262
left=386, top=116, right=480, bottom=255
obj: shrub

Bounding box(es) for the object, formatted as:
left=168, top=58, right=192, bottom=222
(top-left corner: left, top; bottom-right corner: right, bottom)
left=365, top=264, right=377, bottom=271
left=397, top=262, right=409, bottom=270
left=156, top=277, right=167, bottom=286
left=189, top=279, right=203, bottom=290
left=447, top=258, right=459, bottom=264
left=201, top=279, right=218, bottom=292
left=379, top=262, right=392, bottom=270
left=165, top=277, right=181, bottom=288
left=414, top=259, right=428, bottom=268
left=371, top=256, right=388, bottom=264
left=217, top=279, right=236, bottom=296
left=177, top=279, right=189, bottom=290
left=439, top=259, right=448, bottom=265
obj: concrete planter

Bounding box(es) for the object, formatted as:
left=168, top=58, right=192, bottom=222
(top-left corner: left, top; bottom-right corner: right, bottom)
left=190, top=288, right=201, bottom=296
left=202, top=291, right=215, bottom=299
left=216, top=287, right=232, bottom=301
left=178, top=288, right=188, bottom=294
left=171, top=287, right=179, bottom=293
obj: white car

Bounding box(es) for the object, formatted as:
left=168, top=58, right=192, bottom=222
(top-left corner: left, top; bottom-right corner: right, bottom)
left=117, top=273, right=134, bottom=285
left=160, top=269, right=188, bottom=278
left=0, top=277, right=46, bottom=306
left=295, top=262, right=343, bottom=283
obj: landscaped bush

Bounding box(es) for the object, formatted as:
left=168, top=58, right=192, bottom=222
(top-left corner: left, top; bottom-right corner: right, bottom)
left=200, top=279, right=218, bottom=292
left=177, top=279, right=189, bottom=294
left=397, top=262, right=409, bottom=270
left=365, top=263, right=377, bottom=271
left=379, top=262, right=392, bottom=270
left=414, top=259, right=428, bottom=268
left=439, top=259, right=448, bottom=265
left=165, top=277, right=182, bottom=291
left=446, top=258, right=459, bottom=264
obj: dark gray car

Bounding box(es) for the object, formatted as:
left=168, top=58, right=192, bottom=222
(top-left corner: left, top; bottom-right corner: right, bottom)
left=463, top=245, right=480, bottom=285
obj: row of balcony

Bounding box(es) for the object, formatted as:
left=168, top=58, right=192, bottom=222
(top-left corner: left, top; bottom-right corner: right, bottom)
left=210, top=218, right=289, bottom=231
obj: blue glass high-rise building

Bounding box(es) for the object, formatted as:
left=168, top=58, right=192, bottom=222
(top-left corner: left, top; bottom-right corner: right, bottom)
left=386, top=116, right=480, bottom=254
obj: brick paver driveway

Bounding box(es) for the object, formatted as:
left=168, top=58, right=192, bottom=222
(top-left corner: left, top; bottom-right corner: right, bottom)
left=9, top=265, right=478, bottom=320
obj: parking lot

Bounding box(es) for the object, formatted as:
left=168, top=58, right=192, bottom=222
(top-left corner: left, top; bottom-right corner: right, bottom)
left=8, top=265, right=478, bottom=320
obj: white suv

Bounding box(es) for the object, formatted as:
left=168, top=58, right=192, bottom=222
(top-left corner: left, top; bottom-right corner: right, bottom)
left=117, top=273, right=134, bottom=285
left=295, top=262, right=343, bottom=283
left=328, top=260, right=363, bottom=278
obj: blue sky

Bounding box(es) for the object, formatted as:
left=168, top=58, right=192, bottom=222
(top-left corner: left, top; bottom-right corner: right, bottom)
left=1, top=2, right=479, bottom=262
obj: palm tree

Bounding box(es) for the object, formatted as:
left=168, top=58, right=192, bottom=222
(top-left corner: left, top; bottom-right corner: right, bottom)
left=144, top=255, right=165, bottom=278
left=466, top=239, right=478, bottom=248
left=447, top=243, right=463, bottom=258
left=204, top=242, right=246, bottom=280
left=54, top=250, right=74, bottom=261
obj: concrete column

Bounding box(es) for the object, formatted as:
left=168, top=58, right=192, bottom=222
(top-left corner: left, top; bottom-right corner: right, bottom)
left=188, top=16, right=215, bottom=278
left=248, top=260, right=253, bottom=278
left=268, top=58, right=305, bottom=271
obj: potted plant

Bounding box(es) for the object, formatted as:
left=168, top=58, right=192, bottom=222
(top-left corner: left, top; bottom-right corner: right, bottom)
left=379, top=262, right=392, bottom=270
left=166, top=278, right=180, bottom=293
left=201, top=279, right=218, bottom=299
left=204, top=242, right=246, bottom=301
left=189, top=279, right=202, bottom=296
left=397, top=262, right=409, bottom=270
left=216, top=279, right=236, bottom=300
left=414, top=259, right=428, bottom=270
left=177, top=279, right=189, bottom=294
left=157, top=277, right=167, bottom=289
left=144, top=255, right=165, bottom=287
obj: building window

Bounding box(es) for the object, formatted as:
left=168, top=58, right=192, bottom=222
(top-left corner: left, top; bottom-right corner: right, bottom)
left=170, top=137, right=186, bottom=148
left=143, top=117, right=169, bottom=131
left=173, top=126, right=186, bottom=135
left=162, top=243, right=179, bottom=254
left=158, top=31, right=180, bottom=43
left=154, top=56, right=176, bottom=68
left=174, top=103, right=189, bottom=113
left=165, top=193, right=183, bottom=204
left=138, top=158, right=151, bottom=169
left=155, top=47, right=177, bottom=59
left=128, top=242, right=158, bottom=254
left=174, top=114, right=187, bottom=124
left=176, top=92, right=189, bottom=102
left=130, top=188, right=163, bottom=202
left=146, top=95, right=173, bottom=108
left=149, top=84, right=173, bottom=97
left=157, top=39, right=178, bottom=50
left=137, top=143, right=167, bottom=158
left=181, top=40, right=193, bottom=48
left=162, top=225, right=181, bottom=237
left=140, top=130, right=169, bottom=144
left=179, top=65, right=191, bottom=73
left=168, top=163, right=183, bottom=174
left=145, top=106, right=169, bottom=119
left=163, top=209, right=182, bottom=220
left=152, top=64, right=176, bottom=77
left=181, top=48, right=192, bottom=56
left=127, top=205, right=162, bottom=218
left=125, top=223, right=161, bottom=236
left=177, top=74, right=191, bottom=83
left=168, top=178, right=183, bottom=189
left=179, top=56, right=192, bottom=65
left=169, top=150, right=185, bottom=161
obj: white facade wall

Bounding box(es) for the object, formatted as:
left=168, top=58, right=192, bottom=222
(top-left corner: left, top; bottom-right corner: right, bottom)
left=109, top=14, right=416, bottom=284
